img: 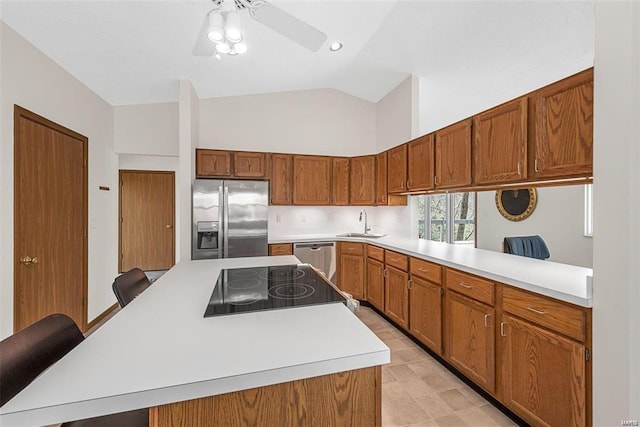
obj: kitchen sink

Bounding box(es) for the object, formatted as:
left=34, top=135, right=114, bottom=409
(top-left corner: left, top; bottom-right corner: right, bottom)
left=336, top=232, right=386, bottom=238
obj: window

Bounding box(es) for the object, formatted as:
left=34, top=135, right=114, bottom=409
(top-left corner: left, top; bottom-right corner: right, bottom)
left=417, top=192, right=475, bottom=244
left=584, top=184, right=593, bottom=237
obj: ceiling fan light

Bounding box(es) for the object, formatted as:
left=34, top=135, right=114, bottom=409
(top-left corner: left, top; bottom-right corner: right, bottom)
left=207, top=12, right=225, bottom=43
left=215, top=42, right=231, bottom=54
left=225, top=12, right=243, bottom=43
left=234, top=42, right=248, bottom=54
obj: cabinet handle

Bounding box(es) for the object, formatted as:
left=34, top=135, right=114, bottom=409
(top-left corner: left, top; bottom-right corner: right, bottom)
left=418, top=267, right=429, bottom=272
left=484, top=314, right=490, bottom=328
left=406, top=180, right=410, bottom=189
left=401, top=181, right=405, bottom=190
left=408, top=279, right=412, bottom=289
left=434, top=175, right=438, bottom=186
left=517, top=161, right=522, bottom=176
left=526, top=306, right=547, bottom=315
left=384, top=269, right=388, bottom=278
left=534, top=158, right=540, bottom=173
left=458, top=282, right=473, bottom=289
left=500, top=322, right=507, bottom=337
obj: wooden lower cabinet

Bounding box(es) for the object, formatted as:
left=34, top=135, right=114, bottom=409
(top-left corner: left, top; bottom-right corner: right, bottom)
left=385, top=266, right=409, bottom=329
left=444, top=290, right=495, bottom=393
left=268, top=243, right=293, bottom=256
left=409, top=276, right=442, bottom=354
left=150, top=366, right=381, bottom=427
left=339, top=253, right=365, bottom=299
left=500, top=314, right=586, bottom=427
left=367, top=258, right=385, bottom=311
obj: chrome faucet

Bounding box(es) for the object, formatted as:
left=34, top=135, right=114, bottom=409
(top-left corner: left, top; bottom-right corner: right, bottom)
left=359, top=209, right=371, bottom=234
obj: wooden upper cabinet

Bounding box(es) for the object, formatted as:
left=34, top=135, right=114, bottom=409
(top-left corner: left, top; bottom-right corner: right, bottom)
left=292, top=155, right=331, bottom=205
left=350, top=155, right=375, bottom=206
left=196, top=149, right=231, bottom=177
left=375, top=152, right=388, bottom=205
left=435, top=120, right=472, bottom=188
left=387, top=144, right=408, bottom=193
left=474, top=98, right=528, bottom=184
left=533, top=68, right=593, bottom=178
left=332, top=157, right=350, bottom=206
left=407, top=134, right=435, bottom=191
left=233, top=151, right=266, bottom=178
left=269, top=154, right=292, bottom=205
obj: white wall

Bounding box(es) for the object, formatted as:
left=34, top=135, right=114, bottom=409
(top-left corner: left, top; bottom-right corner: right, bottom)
left=593, top=1, right=640, bottom=423
left=113, top=102, right=179, bottom=156
left=476, top=186, right=592, bottom=268
left=418, top=59, right=593, bottom=134
left=376, top=75, right=413, bottom=152
left=0, top=22, right=118, bottom=336
left=198, top=89, right=376, bottom=156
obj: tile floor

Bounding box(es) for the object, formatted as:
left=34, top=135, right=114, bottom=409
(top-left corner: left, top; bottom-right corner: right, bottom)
left=355, top=306, right=520, bottom=427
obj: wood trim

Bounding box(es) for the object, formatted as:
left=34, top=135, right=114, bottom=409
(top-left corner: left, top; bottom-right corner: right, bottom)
left=14, top=105, right=89, bottom=332
left=85, top=302, right=119, bottom=332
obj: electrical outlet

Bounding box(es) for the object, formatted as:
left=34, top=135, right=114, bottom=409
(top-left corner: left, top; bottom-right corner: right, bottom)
left=300, top=215, right=308, bottom=223
left=275, top=214, right=282, bottom=223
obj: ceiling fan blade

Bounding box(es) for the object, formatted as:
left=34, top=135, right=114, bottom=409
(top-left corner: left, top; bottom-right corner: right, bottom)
left=193, top=14, right=216, bottom=56
left=252, top=2, right=327, bottom=52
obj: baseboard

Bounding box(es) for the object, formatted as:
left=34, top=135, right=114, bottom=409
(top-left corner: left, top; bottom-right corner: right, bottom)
left=85, top=302, right=119, bottom=333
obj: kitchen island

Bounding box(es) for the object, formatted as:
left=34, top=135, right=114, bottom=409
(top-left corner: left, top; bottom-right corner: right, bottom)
left=0, top=256, right=389, bottom=427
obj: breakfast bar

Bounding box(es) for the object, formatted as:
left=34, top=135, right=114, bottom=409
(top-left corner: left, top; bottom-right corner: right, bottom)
left=0, top=256, right=390, bottom=426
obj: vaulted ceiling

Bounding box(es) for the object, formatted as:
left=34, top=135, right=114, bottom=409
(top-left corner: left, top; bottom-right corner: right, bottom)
left=0, top=1, right=594, bottom=106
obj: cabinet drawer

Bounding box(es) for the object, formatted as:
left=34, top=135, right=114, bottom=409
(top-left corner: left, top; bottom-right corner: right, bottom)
left=367, top=245, right=384, bottom=262
left=410, top=258, right=442, bottom=284
left=385, top=250, right=408, bottom=271
left=340, top=242, right=364, bottom=256
left=445, top=269, right=494, bottom=305
left=268, top=243, right=292, bottom=256
left=502, top=286, right=586, bottom=342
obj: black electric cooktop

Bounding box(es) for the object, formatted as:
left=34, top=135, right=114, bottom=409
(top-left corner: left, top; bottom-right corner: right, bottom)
left=204, top=264, right=347, bottom=317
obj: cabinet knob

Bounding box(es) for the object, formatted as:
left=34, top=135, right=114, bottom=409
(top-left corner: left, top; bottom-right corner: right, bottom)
left=20, top=256, right=38, bottom=265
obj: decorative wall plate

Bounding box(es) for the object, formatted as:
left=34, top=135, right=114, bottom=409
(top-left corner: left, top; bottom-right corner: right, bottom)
left=495, top=188, right=537, bottom=221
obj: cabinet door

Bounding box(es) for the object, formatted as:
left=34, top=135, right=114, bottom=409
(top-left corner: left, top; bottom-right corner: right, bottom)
left=339, top=254, right=365, bottom=300
left=234, top=152, right=265, bottom=178
left=332, top=157, right=350, bottom=206
left=375, top=152, right=388, bottom=205
left=435, top=120, right=472, bottom=189
left=268, top=243, right=293, bottom=256
left=534, top=68, right=593, bottom=178
left=474, top=98, right=527, bottom=184
left=445, top=291, right=495, bottom=392
left=350, top=156, right=375, bottom=205
left=196, top=149, right=232, bottom=177
left=269, top=154, right=292, bottom=205
left=385, top=266, right=409, bottom=329
left=367, top=258, right=385, bottom=311
left=409, top=276, right=442, bottom=354
left=292, top=155, right=331, bottom=205
left=387, top=145, right=408, bottom=193
left=501, top=314, right=586, bottom=427
left=407, top=134, right=435, bottom=191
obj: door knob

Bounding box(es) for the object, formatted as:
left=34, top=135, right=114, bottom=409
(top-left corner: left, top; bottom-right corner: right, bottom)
left=20, top=256, right=38, bottom=265
left=166, top=225, right=173, bottom=229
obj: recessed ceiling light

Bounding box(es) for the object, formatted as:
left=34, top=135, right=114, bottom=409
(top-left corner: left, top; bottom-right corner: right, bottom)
left=329, top=42, right=343, bottom=52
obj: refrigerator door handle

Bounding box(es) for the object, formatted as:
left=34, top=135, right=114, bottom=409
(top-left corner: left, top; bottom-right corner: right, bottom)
left=223, top=185, right=229, bottom=258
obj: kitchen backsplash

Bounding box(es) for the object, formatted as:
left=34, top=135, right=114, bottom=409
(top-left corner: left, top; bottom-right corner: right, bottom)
left=268, top=205, right=415, bottom=239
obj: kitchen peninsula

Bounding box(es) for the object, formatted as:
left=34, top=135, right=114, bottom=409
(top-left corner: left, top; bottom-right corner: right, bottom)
left=0, top=256, right=389, bottom=427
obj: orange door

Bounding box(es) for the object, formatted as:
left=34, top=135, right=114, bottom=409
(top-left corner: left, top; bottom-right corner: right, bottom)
left=119, top=171, right=175, bottom=272
left=14, top=106, right=88, bottom=332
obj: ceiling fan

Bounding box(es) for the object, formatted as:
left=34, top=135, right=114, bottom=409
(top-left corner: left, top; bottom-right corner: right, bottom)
left=193, top=0, right=328, bottom=57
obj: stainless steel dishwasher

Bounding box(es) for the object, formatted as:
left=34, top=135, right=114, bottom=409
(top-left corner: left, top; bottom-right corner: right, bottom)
left=293, top=242, right=337, bottom=284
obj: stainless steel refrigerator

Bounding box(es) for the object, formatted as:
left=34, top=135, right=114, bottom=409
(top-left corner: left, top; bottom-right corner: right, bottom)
left=192, top=179, right=268, bottom=260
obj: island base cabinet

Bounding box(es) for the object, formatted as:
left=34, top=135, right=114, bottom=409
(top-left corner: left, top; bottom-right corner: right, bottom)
left=444, top=291, right=495, bottom=393
left=501, top=314, right=586, bottom=427
left=150, top=366, right=381, bottom=427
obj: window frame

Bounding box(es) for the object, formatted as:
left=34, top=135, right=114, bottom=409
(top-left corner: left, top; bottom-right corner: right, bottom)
left=418, top=192, right=476, bottom=245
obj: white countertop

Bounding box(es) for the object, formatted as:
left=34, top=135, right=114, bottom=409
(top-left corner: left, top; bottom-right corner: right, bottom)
left=0, top=256, right=389, bottom=427
left=272, top=234, right=593, bottom=307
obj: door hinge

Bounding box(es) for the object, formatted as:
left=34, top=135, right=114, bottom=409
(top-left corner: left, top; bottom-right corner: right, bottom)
left=585, top=348, right=591, bottom=362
